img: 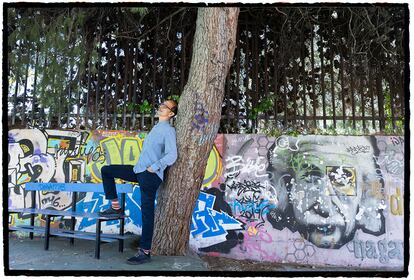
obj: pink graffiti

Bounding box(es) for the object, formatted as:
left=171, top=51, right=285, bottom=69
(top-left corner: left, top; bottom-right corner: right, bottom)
left=238, top=221, right=280, bottom=261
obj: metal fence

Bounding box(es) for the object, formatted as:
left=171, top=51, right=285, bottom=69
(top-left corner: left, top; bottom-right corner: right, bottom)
left=7, top=6, right=406, bottom=135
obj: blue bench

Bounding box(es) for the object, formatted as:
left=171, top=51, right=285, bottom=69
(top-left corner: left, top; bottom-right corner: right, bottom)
left=8, top=182, right=134, bottom=259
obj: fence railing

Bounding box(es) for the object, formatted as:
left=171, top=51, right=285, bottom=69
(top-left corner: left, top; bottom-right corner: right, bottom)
left=7, top=7, right=406, bottom=135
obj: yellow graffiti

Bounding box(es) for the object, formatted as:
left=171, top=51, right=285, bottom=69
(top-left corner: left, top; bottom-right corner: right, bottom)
left=202, top=145, right=223, bottom=187
left=20, top=144, right=30, bottom=154
left=102, top=138, right=123, bottom=163
left=248, top=226, right=258, bottom=236
left=9, top=214, right=14, bottom=225
left=368, top=181, right=385, bottom=199
left=72, top=168, right=78, bottom=181
left=123, top=138, right=143, bottom=165
left=89, top=135, right=143, bottom=183
left=9, top=213, right=42, bottom=227
left=17, top=174, right=31, bottom=185
left=89, top=149, right=106, bottom=182
left=390, top=187, right=403, bottom=216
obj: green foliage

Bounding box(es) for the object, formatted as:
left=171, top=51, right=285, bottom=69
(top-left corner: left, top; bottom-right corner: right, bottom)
left=321, top=125, right=338, bottom=136
left=383, top=88, right=404, bottom=135
left=262, top=126, right=301, bottom=138
left=121, top=99, right=153, bottom=115
left=167, top=95, right=180, bottom=102
left=288, top=152, right=322, bottom=176
left=127, top=7, right=149, bottom=17
left=139, top=100, right=152, bottom=114
left=127, top=102, right=140, bottom=112
left=248, top=95, right=274, bottom=120
left=7, top=8, right=96, bottom=119
left=138, top=132, right=147, bottom=139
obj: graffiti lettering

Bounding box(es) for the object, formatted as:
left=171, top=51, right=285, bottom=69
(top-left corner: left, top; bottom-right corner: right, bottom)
left=191, top=192, right=242, bottom=248
left=274, top=136, right=300, bottom=151
left=76, top=186, right=142, bottom=234
left=56, top=145, right=105, bottom=163
left=225, top=156, right=268, bottom=179
left=390, top=187, right=403, bottom=216
left=232, top=199, right=275, bottom=224
left=346, top=145, right=371, bottom=155
left=349, top=239, right=403, bottom=263
left=390, top=136, right=404, bottom=146
left=41, top=195, right=62, bottom=208
left=228, top=180, right=264, bottom=198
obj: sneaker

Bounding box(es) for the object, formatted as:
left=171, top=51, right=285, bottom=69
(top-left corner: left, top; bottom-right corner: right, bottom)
left=99, top=207, right=122, bottom=217
left=127, top=248, right=151, bottom=265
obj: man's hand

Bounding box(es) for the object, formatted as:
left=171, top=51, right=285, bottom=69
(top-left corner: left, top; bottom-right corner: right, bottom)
left=147, top=166, right=155, bottom=173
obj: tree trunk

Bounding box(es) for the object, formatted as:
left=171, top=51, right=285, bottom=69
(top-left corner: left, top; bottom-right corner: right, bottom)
left=104, top=38, right=112, bottom=129
left=152, top=7, right=239, bottom=256
left=131, top=40, right=139, bottom=130
left=22, top=46, right=31, bottom=127
left=93, top=39, right=102, bottom=130
left=12, top=48, right=21, bottom=126
left=113, top=46, right=120, bottom=129
left=31, top=46, right=40, bottom=126
left=67, top=54, right=74, bottom=128
left=85, top=60, right=92, bottom=129
left=122, top=41, right=129, bottom=129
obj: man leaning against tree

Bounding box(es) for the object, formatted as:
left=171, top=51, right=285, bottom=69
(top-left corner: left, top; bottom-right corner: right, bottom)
left=99, top=99, right=178, bottom=265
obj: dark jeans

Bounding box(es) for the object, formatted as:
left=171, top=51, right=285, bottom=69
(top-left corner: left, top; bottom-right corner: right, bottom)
left=101, top=165, right=162, bottom=250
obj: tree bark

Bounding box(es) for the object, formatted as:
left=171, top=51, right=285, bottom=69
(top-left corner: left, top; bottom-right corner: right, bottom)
left=152, top=7, right=239, bottom=256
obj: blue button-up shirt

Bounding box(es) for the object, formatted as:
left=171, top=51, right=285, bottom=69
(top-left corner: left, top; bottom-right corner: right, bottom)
left=133, top=120, right=178, bottom=181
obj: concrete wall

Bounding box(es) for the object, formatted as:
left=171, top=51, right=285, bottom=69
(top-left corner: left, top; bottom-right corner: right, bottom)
left=8, top=129, right=404, bottom=269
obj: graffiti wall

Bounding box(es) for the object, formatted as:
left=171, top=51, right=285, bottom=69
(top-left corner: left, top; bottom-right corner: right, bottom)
left=8, top=129, right=404, bottom=269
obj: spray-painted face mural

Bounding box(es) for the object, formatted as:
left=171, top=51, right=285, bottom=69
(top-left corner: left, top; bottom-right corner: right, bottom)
left=193, top=134, right=403, bottom=268
left=266, top=136, right=386, bottom=249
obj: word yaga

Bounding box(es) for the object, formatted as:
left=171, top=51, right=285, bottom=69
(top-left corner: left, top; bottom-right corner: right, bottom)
left=350, top=239, right=403, bottom=264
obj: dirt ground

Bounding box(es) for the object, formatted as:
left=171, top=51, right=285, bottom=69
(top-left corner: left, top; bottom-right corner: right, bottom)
left=96, top=235, right=396, bottom=272
left=200, top=255, right=336, bottom=271
left=198, top=255, right=397, bottom=272
left=201, top=255, right=297, bottom=271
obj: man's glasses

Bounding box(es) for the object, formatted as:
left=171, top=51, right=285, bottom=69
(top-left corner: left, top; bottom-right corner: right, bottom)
left=159, top=102, right=174, bottom=112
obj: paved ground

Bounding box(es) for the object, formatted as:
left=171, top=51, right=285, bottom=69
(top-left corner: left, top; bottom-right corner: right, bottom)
left=7, top=235, right=207, bottom=271
left=6, top=235, right=404, bottom=275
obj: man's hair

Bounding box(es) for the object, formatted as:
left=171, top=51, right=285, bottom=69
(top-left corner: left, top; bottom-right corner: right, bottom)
left=168, top=100, right=178, bottom=116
